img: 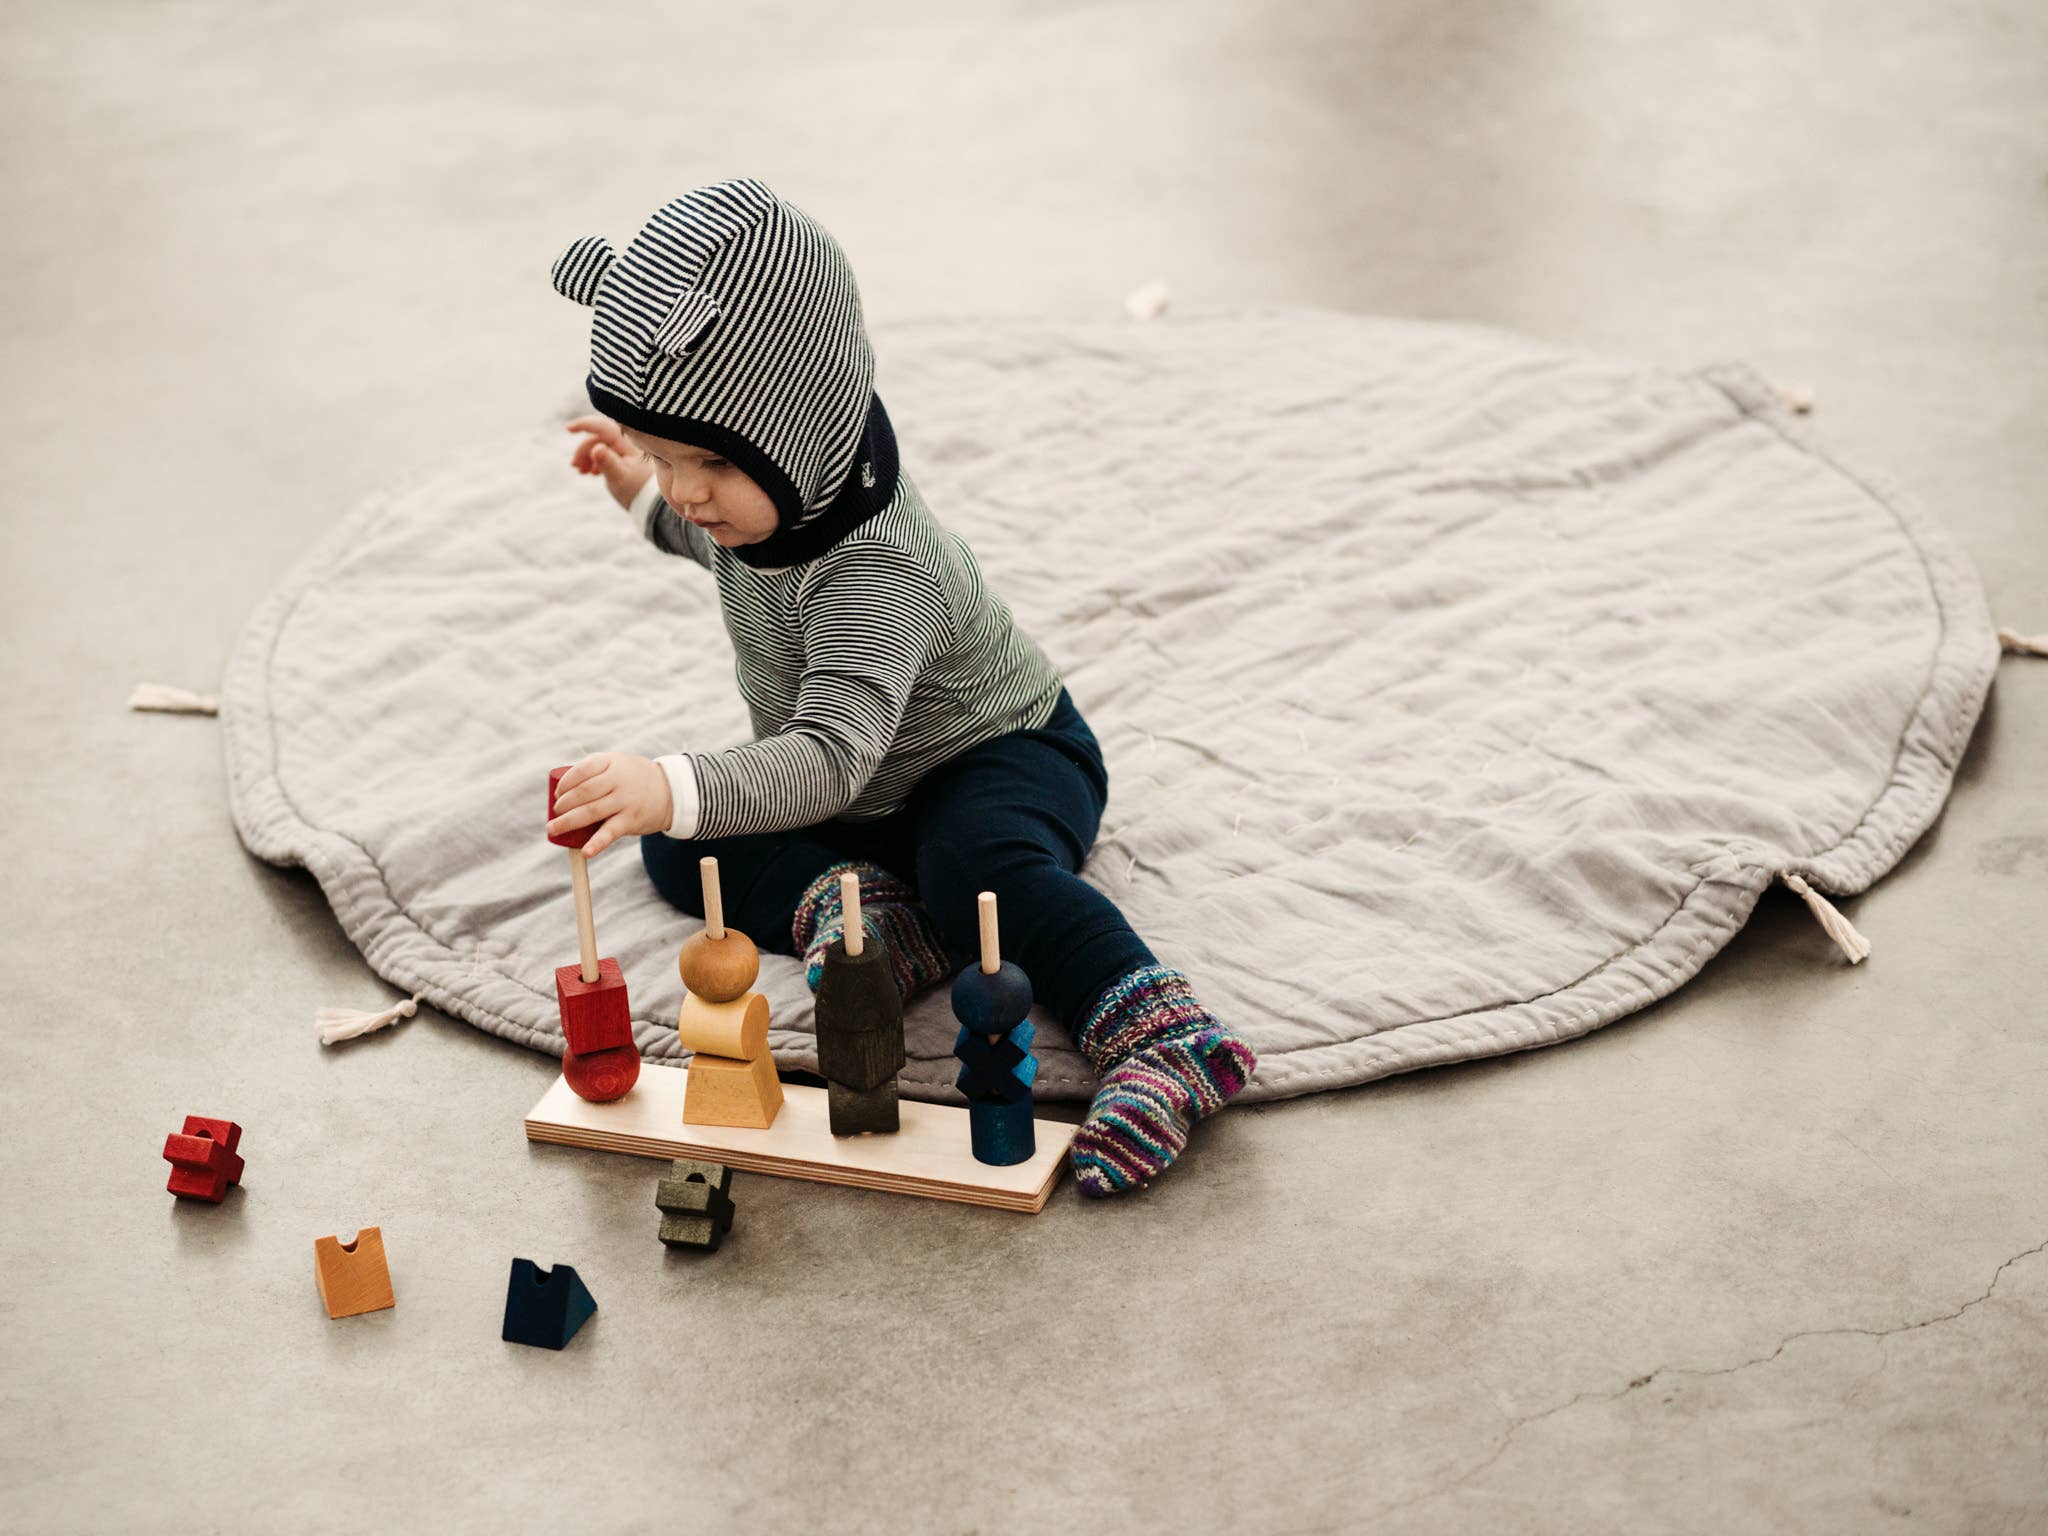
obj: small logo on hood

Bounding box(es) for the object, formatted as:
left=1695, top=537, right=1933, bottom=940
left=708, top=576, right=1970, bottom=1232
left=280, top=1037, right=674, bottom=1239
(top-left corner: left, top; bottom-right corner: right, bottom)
left=861, top=461, right=876, bottom=489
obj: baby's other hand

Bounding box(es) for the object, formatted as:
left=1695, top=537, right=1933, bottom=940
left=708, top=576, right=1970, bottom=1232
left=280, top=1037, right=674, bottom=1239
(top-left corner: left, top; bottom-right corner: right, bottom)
left=567, top=415, right=653, bottom=511
left=547, top=752, right=674, bottom=857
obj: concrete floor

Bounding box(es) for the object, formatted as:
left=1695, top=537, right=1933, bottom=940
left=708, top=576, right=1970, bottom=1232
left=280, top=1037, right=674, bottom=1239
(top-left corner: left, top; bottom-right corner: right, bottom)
left=3, top=2, right=2044, bottom=1530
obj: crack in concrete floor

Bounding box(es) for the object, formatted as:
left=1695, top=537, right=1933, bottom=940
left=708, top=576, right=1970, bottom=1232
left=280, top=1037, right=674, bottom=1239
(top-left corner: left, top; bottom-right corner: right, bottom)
left=1346, top=1237, right=2048, bottom=1529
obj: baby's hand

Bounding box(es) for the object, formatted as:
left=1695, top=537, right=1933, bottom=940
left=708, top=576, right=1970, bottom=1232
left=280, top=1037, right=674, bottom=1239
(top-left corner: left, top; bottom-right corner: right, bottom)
left=547, top=752, right=674, bottom=857
left=567, top=415, right=653, bottom=511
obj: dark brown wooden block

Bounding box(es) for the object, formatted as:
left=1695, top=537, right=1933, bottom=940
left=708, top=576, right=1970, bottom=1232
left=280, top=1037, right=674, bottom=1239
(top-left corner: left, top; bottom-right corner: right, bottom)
left=827, top=1078, right=900, bottom=1136
left=814, top=939, right=905, bottom=1092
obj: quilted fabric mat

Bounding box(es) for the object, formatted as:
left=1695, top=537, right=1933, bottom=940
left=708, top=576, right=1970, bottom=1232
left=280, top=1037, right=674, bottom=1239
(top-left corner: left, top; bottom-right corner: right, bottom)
left=223, top=310, right=2000, bottom=1102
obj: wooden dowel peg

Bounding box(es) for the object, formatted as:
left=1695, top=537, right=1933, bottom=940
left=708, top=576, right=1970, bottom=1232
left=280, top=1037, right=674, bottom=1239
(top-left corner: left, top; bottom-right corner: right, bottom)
left=842, top=872, right=863, bottom=957
left=978, top=891, right=1000, bottom=975
left=700, top=857, right=725, bottom=940
left=548, top=767, right=601, bottom=984
left=568, top=848, right=599, bottom=983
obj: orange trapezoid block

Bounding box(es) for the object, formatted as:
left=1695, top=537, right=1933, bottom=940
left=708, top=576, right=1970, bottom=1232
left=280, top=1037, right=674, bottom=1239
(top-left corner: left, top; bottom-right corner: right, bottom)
left=314, top=1227, right=396, bottom=1319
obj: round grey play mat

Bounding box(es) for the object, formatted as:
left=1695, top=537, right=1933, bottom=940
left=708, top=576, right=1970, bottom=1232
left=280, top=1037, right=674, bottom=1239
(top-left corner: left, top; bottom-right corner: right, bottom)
left=223, top=309, right=2001, bottom=1103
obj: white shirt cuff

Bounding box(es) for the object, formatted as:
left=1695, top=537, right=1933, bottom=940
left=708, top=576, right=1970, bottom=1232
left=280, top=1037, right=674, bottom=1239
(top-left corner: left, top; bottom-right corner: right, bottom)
left=655, top=753, right=700, bottom=840
left=628, top=475, right=666, bottom=537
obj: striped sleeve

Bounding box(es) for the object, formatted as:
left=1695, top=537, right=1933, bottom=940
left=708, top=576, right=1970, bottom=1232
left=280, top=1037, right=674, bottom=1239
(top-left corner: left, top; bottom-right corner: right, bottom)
left=685, top=542, right=952, bottom=838
left=627, top=474, right=665, bottom=536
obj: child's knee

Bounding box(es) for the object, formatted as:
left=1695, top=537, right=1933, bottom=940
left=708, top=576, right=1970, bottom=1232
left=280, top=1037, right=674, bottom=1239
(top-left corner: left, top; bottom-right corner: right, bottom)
left=916, top=838, right=1059, bottom=955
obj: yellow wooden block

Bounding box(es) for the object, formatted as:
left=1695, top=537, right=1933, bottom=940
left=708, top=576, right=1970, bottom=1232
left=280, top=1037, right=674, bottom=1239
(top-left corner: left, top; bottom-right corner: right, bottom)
left=676, top=990, right=769, bottom=1060
left=682, top=1049, right=784, bottom=1129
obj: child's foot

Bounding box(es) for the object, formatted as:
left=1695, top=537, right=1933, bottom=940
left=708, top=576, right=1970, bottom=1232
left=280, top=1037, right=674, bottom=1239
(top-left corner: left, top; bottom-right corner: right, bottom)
left=1069, top=964, right=1256, bottom=1197
left=792, top=860, right=953, bottom=1003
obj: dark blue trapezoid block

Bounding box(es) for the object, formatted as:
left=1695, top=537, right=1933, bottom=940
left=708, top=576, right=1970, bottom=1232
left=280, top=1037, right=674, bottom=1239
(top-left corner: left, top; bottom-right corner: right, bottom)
left=502, top=1258, right=598, bottom=1350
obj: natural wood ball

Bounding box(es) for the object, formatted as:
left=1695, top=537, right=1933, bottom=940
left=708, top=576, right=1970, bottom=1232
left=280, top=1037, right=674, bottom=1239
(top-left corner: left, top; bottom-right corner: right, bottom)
left=678, top=929, right=760, bottom=1002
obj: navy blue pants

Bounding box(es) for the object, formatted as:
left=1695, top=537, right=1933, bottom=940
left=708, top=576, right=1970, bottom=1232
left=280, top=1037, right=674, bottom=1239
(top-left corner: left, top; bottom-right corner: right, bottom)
left=640, top=688, right=1156, bottom=1029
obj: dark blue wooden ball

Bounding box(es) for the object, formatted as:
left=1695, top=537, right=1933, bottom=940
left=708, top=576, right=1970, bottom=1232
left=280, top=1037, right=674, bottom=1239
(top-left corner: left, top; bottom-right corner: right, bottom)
left=950, top=960, right=1033, bottom=1031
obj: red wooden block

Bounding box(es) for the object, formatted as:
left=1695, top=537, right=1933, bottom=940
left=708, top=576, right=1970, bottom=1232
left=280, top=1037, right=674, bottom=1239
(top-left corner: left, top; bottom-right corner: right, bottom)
left=162, top=1116, right=245, bottom=1202
left=547, top=765, right=594, bottom=850
left=556, top=958, right=634, bottom=1052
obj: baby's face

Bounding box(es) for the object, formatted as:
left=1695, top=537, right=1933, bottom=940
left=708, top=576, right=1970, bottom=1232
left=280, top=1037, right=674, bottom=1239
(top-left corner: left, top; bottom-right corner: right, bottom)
left=622, top=428, right=780, bottom=547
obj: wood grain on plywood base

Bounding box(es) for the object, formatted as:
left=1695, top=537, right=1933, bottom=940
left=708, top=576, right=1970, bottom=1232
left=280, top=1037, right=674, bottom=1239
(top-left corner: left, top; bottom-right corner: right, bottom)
left=526, top=1064, right=1073, bottom=1213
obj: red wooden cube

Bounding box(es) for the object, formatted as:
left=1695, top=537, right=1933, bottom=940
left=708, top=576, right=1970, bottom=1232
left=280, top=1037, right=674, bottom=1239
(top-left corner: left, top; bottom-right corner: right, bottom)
left=556, top=957, right=634, bottom=1052
left=162, top=1116, right=245, bottom=1202
left=547, top=765, right=595, bottom=850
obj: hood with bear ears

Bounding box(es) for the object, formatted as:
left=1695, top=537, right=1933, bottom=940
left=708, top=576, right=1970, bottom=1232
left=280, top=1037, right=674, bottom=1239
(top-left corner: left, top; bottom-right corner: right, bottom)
left=550, top=178, right=897, bottom=569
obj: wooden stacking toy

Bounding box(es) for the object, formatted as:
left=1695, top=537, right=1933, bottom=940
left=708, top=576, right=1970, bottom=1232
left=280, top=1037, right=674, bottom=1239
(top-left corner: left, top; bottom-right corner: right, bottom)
left=313, top=1227, right=396, bottom=1319
left=548, top=766, right=640, bottom=1103
left=502, top=1259, right=597, bottom=1350
left=814, top=871, right=906, bottom=1136
left=162, top=1115, right=244, bottom=1203
left=677, top=857, right=783, bottom=1129
left=950, top=892, right=1038, bottom=1166
left=654, top=1158, right=736, bottom=1251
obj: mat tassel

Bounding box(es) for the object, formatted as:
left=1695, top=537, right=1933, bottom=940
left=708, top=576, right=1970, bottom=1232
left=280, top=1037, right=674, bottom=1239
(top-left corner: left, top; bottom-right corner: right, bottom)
left=129, top=682, right=219, bottom=714
left=1998, top=627, right=2047, bottom=657
left=318, top=993, right=421, bottom=1045
left=1124, top=279, right=1170, bottom=321
left=1781, top=873, right=1870, bottom=964
left=1771, top=381, right=1815, bottom=414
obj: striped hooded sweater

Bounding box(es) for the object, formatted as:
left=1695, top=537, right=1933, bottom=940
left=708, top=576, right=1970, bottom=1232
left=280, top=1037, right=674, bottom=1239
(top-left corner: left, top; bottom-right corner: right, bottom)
left=551, top=179, right=1064, bottom=841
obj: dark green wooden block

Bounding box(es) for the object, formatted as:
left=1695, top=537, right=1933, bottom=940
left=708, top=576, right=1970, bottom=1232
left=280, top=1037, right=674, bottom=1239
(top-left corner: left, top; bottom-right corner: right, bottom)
left=655, top=1163, right=737, bottom=1212
left=659, top=1210, right=731, bottom=1250
left=655, top=1159, right=736, bottom=1251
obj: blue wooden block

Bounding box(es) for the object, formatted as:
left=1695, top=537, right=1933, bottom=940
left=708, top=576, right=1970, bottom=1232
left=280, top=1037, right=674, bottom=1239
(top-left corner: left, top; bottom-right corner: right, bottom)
left=502, top=1259, right=597, bottom=1350
left=954, top=1019, right=1039, bottom=1099
left=966, top=1097, right=1037, bottom=1166
left=950, top=961, right=1033, bottom=1032
left=956, top=1052, right=1039, bottom=1102
left=951, top=1020, right=1035, bottom=1063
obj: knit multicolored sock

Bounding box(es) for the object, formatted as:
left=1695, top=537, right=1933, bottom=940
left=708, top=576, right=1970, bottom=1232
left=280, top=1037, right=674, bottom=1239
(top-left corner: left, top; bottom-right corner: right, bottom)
left=792, top=860, right=954, bottom=1003
left=1070, top=964, right=1257, bottom=1198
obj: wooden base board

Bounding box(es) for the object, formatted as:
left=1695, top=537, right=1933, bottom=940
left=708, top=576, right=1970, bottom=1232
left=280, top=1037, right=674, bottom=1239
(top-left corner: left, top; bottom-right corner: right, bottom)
left=524, top=1063, right=1073, bottom=1214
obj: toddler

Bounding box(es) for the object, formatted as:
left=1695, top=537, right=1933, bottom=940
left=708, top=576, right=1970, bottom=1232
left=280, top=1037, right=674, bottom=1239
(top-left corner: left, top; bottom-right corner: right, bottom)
left=543, top=177, right=1254, bottom=1195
